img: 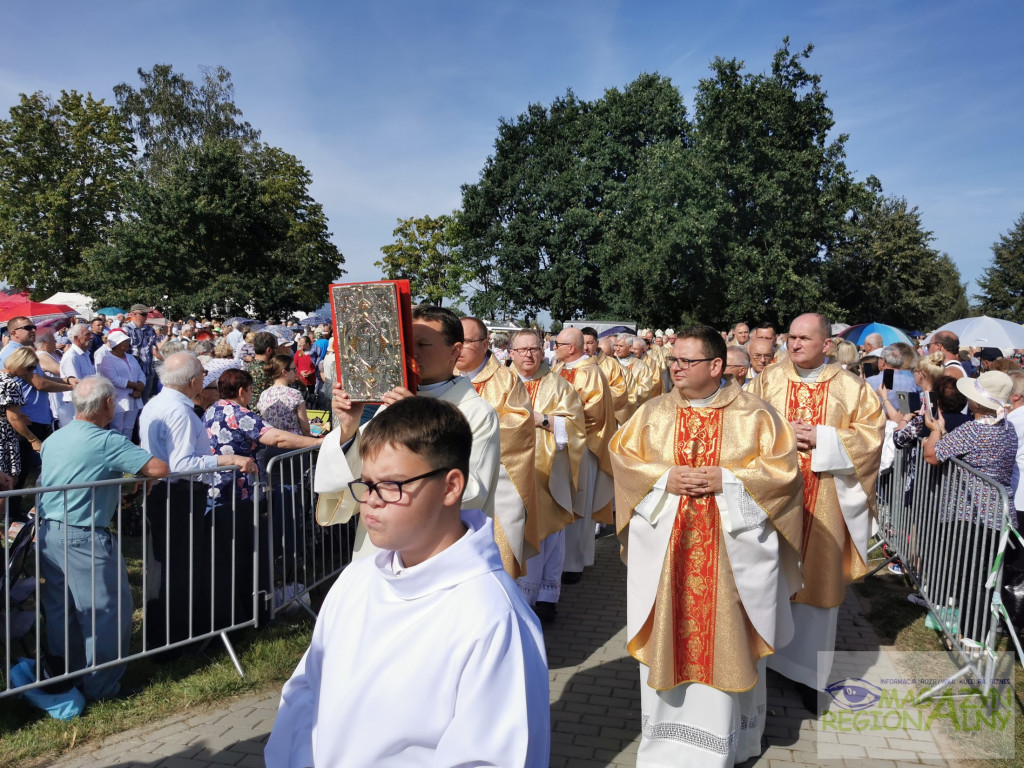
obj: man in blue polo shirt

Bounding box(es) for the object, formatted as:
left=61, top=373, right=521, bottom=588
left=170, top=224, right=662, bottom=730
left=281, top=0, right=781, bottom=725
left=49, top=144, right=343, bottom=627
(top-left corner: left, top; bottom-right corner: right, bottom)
left=37, top=375, right=168, bottom=701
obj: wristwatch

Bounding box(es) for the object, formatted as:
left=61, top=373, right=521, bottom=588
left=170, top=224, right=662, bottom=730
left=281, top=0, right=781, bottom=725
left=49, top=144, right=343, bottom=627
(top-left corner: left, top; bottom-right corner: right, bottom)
left=541, top=415, right=549, bottom=428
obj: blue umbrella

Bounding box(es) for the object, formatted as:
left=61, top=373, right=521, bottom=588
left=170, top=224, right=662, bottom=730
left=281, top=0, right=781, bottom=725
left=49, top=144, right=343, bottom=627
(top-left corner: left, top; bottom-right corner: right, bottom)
left=223, top=316, right=259, bottom=327
left=302, top=312, right=332, bottom=326
left=94, top=306, right=126, bottom=316
left=838, top=322, right=914, bottom=347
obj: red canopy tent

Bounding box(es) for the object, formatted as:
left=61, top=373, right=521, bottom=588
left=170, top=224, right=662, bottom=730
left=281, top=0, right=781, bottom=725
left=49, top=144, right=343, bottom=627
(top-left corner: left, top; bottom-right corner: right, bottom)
left=0, top=300, right=77, bottom=324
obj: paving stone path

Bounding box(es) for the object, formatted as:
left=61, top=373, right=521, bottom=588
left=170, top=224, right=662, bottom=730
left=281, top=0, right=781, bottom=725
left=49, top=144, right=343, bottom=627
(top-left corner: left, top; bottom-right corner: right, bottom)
left=46, top=535, right=968, bottom=767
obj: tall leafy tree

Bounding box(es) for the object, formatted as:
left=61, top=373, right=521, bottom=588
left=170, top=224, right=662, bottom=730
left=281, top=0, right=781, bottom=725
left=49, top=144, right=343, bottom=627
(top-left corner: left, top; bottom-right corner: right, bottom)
left=114, top=64, right=260, bottom=177
left=0, top=90, right=134, bottom=295
left=975, top=213, right=1024, bottom=320
left=825, top=179, right=969, bottom=328
left=376, top=213, right=473, bottom=307
left=81, top=139, right=342, bottom=318
left=460, top=74, right=688, bottom=323
left=687, top=39, right=856, bottom=327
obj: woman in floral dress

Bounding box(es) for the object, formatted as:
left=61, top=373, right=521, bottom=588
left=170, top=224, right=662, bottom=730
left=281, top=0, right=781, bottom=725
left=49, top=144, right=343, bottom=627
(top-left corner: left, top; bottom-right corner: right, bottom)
left=203, top=368, right=320, bottom=628
left=256, top=354, right=311, bottom=436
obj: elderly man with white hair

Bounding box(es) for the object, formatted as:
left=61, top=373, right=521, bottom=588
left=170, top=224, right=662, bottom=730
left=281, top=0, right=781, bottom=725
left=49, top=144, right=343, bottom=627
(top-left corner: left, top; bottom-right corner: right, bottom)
left=139, top=352, right=257, bottom=655
left=38, top=375, right=169, bottom=700
left=56, top=323, right=97, bottom=427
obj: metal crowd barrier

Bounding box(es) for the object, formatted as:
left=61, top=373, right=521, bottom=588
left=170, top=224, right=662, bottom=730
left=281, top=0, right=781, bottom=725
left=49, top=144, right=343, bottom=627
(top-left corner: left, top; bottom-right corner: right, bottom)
left=1, top=451, right=354, bottom=704
left=261, top=444, right=354, bottom=620
left=872, top=444, right=1024, bottom=700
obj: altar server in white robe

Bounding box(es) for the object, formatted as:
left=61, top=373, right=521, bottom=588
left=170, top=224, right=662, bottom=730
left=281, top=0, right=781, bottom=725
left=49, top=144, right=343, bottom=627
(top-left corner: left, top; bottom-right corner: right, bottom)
left=266, top=397, right=550, bottom=767
left=314, top=305, right=500, bottom=561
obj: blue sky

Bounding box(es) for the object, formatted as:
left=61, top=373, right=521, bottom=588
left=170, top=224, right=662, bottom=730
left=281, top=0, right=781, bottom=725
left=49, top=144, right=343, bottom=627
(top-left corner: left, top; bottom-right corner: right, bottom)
left=2, top=1, right=1021, bottom=306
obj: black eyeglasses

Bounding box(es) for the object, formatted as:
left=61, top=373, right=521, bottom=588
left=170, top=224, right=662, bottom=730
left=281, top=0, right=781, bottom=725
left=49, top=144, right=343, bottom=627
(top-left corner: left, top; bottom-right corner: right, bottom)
left=348, top=467, right=451, bottom=503
left=553, top=341, right=573, bottom=348
left=10, top=324, right=36, bottom=332
left=511, top=347, right=543, bottom=355
left=666, top=357, right=714, bottom=370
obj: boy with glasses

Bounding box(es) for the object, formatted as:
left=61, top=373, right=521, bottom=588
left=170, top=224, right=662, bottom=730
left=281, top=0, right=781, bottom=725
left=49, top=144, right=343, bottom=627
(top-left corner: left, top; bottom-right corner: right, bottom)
left=266, top=397, right=549, bottom=767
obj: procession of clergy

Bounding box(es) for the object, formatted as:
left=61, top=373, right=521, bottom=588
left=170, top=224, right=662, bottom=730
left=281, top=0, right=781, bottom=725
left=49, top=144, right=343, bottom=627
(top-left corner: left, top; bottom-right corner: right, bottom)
left=298, top=306, right=884, bottom=767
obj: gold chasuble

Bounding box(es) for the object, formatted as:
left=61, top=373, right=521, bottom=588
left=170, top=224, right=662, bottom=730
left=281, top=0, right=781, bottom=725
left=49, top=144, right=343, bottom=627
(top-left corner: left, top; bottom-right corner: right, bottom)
left=618, top=356, right=660, bottom=406
left=747, top=361, right=884, bottom=608
left=610, top=383, right=803, bottom=692
left=594, top=349, right=636, bottom=425
left=551, top=355, right=617, bottom=524
left=521, top=363, right=586, bottom=541
left=469, top=354, right=539, bottom=576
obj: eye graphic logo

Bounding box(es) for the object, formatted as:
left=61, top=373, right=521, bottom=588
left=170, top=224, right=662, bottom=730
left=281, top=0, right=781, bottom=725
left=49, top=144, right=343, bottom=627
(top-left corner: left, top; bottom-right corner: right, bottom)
left=825, top=678, right=883, bottom=711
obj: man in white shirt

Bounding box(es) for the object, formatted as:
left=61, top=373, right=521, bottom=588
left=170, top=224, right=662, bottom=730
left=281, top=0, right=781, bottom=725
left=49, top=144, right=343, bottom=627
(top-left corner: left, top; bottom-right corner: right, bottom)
left=266, top=397, right=549, bottom=767
left=139, top=352, right=256, bottom=654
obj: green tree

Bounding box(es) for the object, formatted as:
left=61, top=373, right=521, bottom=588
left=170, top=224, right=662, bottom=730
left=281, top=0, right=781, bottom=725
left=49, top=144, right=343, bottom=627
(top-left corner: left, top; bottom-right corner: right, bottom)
left=81, top=139, right=342, bottom=317
left=686, top=39, right=856, bottom=328
left=0, top=90, right=134, bottom=295
left=460, top=74, right=688, bottom=323
left=975, top=213, right=1024, bottom=320
left=825, top=179, right=969, bottom=328
left=376, top=213, right=473, bottom=307
left=113, top=64, right=260, bottom=177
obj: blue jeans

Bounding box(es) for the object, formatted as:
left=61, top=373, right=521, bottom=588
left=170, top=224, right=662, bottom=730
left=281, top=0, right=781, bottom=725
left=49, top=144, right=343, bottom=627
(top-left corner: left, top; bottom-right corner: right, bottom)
left=38, top=519, right=132, bottom=700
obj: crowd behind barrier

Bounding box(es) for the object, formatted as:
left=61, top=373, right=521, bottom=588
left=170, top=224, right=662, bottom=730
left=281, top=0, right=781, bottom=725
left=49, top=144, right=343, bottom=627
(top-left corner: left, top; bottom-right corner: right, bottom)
left=873, top=446, right=1024, bottom=699
left=4, top=432, right=1021, bottom=708
left=0, top=453, right=353, bottom=707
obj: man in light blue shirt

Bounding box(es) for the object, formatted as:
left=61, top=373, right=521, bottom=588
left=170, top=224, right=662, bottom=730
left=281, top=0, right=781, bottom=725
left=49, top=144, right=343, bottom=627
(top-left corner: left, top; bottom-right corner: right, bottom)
left=37, top=375, right=168, bottom=700
left=138, top=352, right=256, bottom=654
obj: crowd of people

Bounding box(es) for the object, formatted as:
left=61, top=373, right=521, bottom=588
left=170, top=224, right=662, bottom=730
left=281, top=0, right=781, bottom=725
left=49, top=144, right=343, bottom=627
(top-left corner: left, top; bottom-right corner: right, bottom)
left=0, top=306, right=332, bottom=703
left=5, top=301, right=1023, bottom=766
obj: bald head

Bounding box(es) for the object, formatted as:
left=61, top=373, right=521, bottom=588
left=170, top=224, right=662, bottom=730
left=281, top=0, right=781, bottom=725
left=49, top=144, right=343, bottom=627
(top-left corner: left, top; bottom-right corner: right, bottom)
left=555, top=328, right=584, bottom=363
left=862, top=333, right=883, bottom=354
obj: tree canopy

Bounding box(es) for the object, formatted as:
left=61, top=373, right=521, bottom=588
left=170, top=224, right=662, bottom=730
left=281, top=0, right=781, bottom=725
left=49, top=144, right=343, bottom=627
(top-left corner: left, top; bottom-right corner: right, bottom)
left=0, top=90, right=134, bottom=295
left=975, top=212, right=1024, bottom=320
left=376, top=213, right=473, bottom=307
left=457, top=40, right=969, bottom=330
left=0, top=65, right=342, bottom=313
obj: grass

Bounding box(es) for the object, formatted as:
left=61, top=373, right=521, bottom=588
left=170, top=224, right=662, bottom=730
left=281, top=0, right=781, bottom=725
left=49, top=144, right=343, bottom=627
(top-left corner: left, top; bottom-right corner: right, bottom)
left=0, top=611, right=315, bottom=767
left=856, top=551, right=1024, bottom=767
left=0, top=503, right=333, bottom=768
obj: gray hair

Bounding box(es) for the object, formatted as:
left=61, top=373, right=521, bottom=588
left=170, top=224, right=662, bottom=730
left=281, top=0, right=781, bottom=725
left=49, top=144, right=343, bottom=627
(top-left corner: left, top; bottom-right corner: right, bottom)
left=192, top=339, right=216, bottom=357
left=158, top=351, right=204, bottom=389
left=160, top=340, right=185, bottom=356
left=68, top=323, right=90, bottom=343
left=1009, top=370, right=1024, bottom=399
left=72, top=375, right=115, bottom=416
left=879, top=345, right=903, bottom=368
left=728, top=347, right=750, bottom=367
left=615, top=333, right=636, bottom=346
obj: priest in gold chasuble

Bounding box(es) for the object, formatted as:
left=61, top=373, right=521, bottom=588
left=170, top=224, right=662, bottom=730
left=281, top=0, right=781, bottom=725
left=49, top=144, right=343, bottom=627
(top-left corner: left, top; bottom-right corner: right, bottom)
left=550, top=328, right=616, bottom=580
left=611, top=325, right=803, bottom=768
left=747, top=313, right=884, bottom=708
left=584, top=329, right=635, bottom=426
left=509, top=329, right=586, bottom=621
left=456, top=318, right=539, bottom=578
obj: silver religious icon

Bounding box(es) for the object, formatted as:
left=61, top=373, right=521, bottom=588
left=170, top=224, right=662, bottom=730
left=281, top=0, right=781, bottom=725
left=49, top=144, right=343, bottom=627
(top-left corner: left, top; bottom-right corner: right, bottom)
left=330, top=282, right=408, bottom=402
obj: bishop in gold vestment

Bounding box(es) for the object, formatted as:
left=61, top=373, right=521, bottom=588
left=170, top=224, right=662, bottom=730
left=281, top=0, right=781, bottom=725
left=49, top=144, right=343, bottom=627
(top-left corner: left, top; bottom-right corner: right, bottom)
left=510, top=331, right=586, bottom=617
left=550, top=328, right=616, bottom=578
left=611, top=325, right=803, bottom=767
left=747, top=313, right=884, bottom=699
left=457, top=318, right=539, bottom=578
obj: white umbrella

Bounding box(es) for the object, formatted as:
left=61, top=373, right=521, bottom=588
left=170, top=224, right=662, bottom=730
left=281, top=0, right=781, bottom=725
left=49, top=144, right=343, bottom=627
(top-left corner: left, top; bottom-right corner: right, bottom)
left=43, top=292, right=95, bottom=319
left=930, top=315, right=1024, bottom=355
